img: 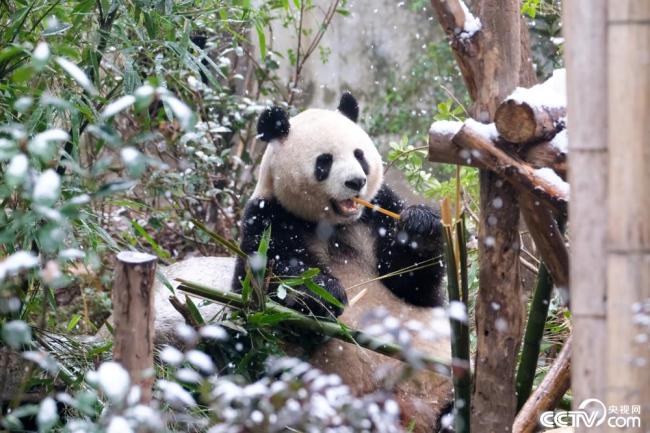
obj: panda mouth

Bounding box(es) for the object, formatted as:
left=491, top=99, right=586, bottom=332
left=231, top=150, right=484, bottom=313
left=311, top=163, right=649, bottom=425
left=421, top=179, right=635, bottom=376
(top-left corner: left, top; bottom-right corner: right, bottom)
left=331, top=198, right=361, bottom=216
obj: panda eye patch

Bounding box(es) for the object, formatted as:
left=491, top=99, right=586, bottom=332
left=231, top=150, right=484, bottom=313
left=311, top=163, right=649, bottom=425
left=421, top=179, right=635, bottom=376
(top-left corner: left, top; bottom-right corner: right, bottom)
left=354, top=148, right=369, bottom=175
left=315, top=153, right=333, bottom=181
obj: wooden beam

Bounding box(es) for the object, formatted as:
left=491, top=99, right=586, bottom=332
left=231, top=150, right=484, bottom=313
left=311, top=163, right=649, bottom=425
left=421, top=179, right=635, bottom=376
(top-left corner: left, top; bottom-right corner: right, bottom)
left=606, top=0, right=650, bottom=427
left=563, top=1, right=609, bottom=428
left=429, top=125, right=568, bottom=179
left=451, top=124, right=568, bottom=213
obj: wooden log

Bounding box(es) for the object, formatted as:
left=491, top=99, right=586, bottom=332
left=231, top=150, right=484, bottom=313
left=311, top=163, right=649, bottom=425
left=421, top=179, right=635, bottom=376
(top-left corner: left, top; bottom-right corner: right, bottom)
left=112, top=251, right=157, bottom=403
left=606, top=1, right=650, bottom=429
left=429, top=121, right=481, bottom=167
left=428, top=124, right=567, bottom=178
left=520, top=198, right=569, bottom=289
left=452, top=123, right=569, bottom=213
left=513, top=335, right=572, bottom=433
left=522, top=140, right=567, bottom=179
left=495, top=99, right=566, bottom=144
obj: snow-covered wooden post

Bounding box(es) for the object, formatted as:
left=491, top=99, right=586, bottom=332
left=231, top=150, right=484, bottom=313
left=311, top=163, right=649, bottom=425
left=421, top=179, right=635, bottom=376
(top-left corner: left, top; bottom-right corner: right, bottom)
left=112, top=251, right=157, bottom=402
left=563, top=2, right=609, bottom=432
left=605, top=0, right=650, bottom=427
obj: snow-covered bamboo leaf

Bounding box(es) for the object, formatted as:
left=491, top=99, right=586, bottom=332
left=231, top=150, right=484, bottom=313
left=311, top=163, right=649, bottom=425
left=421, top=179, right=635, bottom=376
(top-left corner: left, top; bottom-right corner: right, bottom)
left=55, top=57, right=97, bottom=95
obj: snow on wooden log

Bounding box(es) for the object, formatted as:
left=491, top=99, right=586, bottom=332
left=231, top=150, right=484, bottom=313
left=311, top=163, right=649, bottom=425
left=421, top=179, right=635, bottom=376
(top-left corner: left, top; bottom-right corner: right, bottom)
left=112, top=251, right=157, bottom=402
left=513, top=335, right=572, bottom=433
left=429, top=120, right=567, bottom=178
left=495, top=69, right=567, bottom=144
left=451, top=122, right=569, bottom=212
left=428, top=120, right=480, bottom=167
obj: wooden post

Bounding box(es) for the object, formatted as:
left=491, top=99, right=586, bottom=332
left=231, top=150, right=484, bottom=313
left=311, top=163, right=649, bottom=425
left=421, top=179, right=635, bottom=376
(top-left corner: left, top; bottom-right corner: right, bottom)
left=606, top=0, right=650, bottom=429
left=563, top=1, right=609, bottom=430
left=112, top=251, right=157, bottom=402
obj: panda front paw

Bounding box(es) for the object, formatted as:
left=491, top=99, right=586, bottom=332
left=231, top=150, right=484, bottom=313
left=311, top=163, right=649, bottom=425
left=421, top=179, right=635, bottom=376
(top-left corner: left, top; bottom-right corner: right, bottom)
left=398, top=204, right=443, bottom=252
left=286, top=274, right=348, bottom=319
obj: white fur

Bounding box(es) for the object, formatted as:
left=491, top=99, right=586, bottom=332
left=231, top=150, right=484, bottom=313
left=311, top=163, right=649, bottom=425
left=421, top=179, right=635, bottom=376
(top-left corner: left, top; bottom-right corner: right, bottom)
left=254, top=109, right=383, bottom=224
left=151, top=256, right=452, bottom=431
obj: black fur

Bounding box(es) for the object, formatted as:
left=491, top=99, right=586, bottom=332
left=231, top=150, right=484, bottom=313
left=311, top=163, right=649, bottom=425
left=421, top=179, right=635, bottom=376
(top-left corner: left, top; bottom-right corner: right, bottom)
left=232, top=185, right=445, bottom=317
left=257, top=106, right=290, bottom=142
left=361, top=185, right=445, bottom=307
left=232, top=198, right=347, bottom=318
left=337, top=91, right=359, bottom=123
left=354, top=148, right=370, bottom=175
left=315, top=153, right=333, bottom=181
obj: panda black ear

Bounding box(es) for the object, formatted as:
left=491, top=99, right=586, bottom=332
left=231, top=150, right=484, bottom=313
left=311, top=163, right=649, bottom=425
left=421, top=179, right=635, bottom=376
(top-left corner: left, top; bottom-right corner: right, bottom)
left=257, top=106, right=290, bottom=142
left=337, top=91, right=359, bottom=123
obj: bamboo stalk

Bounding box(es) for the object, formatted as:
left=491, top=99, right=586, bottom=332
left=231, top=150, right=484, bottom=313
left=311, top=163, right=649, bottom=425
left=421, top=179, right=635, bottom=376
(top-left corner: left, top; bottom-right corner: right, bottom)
left=515, top=263, right=553, bottom=410
left=175, top=278, right=452, bottom=377
left=351, top=197, right=401, bottom=220
left=440, top=200, right=471, bottom=433
left=513, top=336, right=572, bottom=433
left=516, top=216, right=567, bottom=411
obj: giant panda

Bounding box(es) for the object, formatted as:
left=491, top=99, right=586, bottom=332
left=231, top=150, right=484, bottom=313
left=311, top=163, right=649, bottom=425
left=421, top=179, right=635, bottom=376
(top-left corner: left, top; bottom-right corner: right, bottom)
left=151, top=93, right=453, bottom=432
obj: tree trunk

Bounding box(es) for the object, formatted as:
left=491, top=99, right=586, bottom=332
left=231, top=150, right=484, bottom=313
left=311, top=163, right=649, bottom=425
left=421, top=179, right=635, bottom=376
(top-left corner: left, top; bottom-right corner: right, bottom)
left=563, top=2, right=609, bottom=431
left=112, top=251, right=157, bottom=403
left=429, top=1, right=528, bottom=430
left=606, top=1, right=650, bottom=430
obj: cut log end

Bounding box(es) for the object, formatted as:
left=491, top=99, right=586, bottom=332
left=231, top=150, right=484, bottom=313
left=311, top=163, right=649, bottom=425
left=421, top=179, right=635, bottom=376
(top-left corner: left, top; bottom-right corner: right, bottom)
left=495, top=99, right=566, bottom=144
left=116, top=251, right=157, bottom=265
left=495, top=100, right=537, bottom=143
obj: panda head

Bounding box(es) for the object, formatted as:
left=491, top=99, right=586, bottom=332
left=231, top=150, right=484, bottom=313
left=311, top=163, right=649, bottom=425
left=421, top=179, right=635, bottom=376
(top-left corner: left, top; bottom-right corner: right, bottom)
left=254, top=92, right=383, bottom=225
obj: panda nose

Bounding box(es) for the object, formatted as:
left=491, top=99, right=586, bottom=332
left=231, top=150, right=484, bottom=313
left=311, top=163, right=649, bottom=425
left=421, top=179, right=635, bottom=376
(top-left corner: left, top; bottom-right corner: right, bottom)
left=344, top=177, right=366, bottom=192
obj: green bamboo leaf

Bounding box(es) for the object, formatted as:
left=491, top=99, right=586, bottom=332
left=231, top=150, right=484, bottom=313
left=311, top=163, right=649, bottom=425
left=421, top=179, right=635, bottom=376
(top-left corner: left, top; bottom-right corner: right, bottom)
left=304, top=280, right=344, bottom=309
left=131, top=220, right=170, bottom=259
left=184, top=295, right=205, bottom=325
left=255, top=21, right=266, bottom=59
left=66, top=314, right=81, bottom=332
left=192, top=219, right=247, bottom=259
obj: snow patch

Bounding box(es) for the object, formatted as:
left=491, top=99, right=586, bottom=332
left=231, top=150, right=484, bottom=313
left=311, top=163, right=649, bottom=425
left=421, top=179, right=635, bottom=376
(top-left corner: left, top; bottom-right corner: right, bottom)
left=459, top=1, right=482, bottom=39
left=33, top=169, right=61, bottom=205
left=508, top=68, right=566, bottom=109
left=0, top=251, right=39, bottom=281
left=102, top=95, right=136, bottom=118
left=429, top=120, right=463, bottom=136
left=55, top=57, right=97, bottom=95
left=448, top=301, right=468, bottom=323
left=7, top=154, right=28, bottom=181
left=550, top=129, right=568, bottom=153
left=534, top=167, right=570, bottom=198
left=465, top=118, right=499, bottom=140
left=96, top=362, right=130, bottom=403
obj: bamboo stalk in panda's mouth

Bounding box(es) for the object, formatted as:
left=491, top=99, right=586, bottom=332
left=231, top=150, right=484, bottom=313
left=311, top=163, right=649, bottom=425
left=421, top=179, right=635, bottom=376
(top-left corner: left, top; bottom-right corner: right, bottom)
left=351, top=197, right=401, bottom=220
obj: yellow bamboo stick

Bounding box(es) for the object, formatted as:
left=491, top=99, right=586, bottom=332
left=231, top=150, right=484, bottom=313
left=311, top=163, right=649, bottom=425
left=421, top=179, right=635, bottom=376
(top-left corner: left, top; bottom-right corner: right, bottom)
left=351, top=197, right=401, bottom=220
